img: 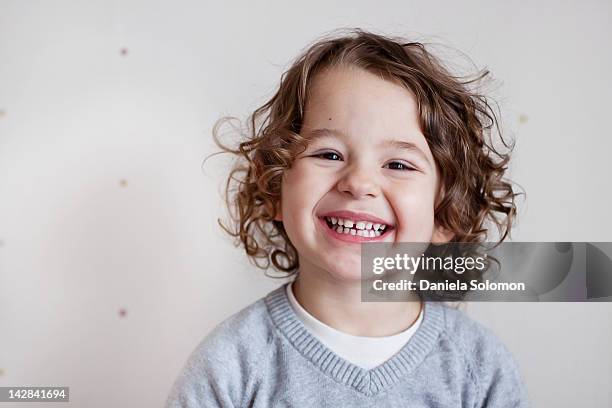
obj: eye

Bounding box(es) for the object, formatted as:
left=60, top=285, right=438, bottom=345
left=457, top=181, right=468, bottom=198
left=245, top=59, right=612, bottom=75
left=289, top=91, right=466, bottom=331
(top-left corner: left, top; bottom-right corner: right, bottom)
left=313, top=151, right=342, bottom=161
left=384, top=161, right=416, bottom=171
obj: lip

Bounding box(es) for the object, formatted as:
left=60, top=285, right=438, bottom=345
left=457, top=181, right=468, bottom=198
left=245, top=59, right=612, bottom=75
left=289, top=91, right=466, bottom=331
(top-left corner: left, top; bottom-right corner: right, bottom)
left=317, top=216, right=392, bottom=243
left=318, top=210, right=393, bottom=226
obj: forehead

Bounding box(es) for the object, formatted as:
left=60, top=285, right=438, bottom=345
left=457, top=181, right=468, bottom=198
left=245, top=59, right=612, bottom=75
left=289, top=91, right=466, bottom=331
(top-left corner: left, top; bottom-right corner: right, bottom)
left=302, top=66, right=427, bottom=149
left=303, top=66, right=422, bottom=136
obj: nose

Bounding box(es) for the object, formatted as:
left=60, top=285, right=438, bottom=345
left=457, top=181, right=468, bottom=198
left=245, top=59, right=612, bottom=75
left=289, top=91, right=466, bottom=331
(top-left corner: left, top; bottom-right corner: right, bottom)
left=336, top=162, right=380, bottom=199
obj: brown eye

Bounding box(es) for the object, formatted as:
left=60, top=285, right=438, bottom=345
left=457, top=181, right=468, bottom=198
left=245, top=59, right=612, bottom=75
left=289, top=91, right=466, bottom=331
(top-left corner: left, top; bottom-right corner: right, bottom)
left=314, top=151, right=342, bottom=161
left=384, top=161, right=415, bottom=171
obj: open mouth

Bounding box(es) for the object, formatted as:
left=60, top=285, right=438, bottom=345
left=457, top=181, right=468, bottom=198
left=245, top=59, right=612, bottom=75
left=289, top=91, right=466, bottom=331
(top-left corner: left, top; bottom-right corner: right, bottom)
left=321, top=216, right=394, bottom=238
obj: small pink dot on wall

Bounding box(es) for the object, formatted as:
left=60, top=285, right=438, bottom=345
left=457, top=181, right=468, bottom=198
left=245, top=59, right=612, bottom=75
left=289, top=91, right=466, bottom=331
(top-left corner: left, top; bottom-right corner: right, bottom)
left=119, top=179, right=128, bottom=187
left=118, top=308, right=127, bottom=318
left=120, top=48, right=128, bottom=56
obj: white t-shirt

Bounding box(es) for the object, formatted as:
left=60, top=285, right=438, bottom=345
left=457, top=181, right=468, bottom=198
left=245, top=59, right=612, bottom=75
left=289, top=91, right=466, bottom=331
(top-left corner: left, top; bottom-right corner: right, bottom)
left=285, top=282, right=423, bottom=370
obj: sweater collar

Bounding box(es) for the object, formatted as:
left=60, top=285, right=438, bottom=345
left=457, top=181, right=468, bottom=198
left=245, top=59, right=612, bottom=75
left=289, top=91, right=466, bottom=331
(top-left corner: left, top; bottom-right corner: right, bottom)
left=265, top=283, right=446, bottom=397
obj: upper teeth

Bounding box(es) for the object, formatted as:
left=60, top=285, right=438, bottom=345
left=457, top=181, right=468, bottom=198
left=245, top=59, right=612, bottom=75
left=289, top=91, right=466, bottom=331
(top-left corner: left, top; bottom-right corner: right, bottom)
left=326, top=217, right=387, bottom=231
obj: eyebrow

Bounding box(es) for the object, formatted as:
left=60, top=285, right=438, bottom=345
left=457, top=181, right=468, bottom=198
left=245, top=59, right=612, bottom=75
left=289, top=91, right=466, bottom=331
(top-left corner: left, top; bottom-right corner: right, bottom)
left=303, top=127, right=432, bottom=167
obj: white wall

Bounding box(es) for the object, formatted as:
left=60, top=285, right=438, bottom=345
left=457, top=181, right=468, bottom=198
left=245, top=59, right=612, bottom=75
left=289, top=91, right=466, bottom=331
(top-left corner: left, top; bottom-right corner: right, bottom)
left=0, top=0, right=611, bottom=406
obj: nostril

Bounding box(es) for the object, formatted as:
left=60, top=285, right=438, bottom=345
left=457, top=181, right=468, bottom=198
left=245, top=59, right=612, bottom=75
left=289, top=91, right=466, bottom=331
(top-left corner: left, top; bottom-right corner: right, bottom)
left=336, top=174, right=380, bottom=198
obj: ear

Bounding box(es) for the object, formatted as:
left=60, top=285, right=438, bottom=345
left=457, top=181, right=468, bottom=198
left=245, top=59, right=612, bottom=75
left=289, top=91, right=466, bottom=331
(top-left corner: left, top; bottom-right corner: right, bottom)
left=273, top=205, right=283, bottom=222
left=432, top=224, right=454, bottom=244
left=431, top=180, right=452, bottom=243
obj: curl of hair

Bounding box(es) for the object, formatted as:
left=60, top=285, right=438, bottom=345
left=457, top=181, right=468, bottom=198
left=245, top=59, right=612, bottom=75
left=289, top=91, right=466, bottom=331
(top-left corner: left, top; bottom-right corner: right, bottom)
left=209, top=28, right=523, bottom=278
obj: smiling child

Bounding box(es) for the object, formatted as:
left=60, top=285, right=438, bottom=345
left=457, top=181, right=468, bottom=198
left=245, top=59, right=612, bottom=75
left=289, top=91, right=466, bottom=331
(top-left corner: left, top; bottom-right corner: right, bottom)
left=166, top=29, right=530, bottom=407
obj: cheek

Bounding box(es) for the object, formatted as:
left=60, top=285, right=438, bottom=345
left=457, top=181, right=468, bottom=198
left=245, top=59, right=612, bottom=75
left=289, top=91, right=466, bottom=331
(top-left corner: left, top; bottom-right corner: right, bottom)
left=281, top=163, right=333, bottom=230
left=283, top=162, right=333, bottom=205
left=390, top=181, right=437, bottom=240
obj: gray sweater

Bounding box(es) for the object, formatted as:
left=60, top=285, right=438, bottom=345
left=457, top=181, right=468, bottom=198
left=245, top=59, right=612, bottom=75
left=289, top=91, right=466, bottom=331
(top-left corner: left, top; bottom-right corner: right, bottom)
left=165, top=283, right=530, bottom=407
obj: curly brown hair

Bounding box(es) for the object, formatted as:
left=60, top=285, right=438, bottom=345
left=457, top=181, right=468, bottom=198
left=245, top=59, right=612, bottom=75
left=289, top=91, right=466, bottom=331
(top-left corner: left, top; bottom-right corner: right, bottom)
left=209, top=28, right=521, bottom=278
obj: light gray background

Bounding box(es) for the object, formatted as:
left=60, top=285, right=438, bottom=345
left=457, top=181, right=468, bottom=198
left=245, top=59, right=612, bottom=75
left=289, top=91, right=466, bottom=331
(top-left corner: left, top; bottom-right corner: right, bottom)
left=1, top=0, right=611, bottom=407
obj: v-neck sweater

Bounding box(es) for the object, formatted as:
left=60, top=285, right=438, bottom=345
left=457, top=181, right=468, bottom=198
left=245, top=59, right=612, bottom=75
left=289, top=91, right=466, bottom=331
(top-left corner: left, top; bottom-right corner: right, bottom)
left=285, top=281, right=423, bottom=370
left=166, top=283, right=530, bottom=407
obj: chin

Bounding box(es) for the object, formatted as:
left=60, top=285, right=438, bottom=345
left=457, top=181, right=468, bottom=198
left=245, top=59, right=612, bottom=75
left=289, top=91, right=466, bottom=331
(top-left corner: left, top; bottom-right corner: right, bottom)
left=324, top=263, right=364, bottom=283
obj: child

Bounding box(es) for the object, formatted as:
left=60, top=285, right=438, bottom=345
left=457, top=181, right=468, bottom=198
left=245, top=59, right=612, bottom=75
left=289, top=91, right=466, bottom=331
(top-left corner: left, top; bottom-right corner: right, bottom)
left=166, top=28, right=530, bottom=407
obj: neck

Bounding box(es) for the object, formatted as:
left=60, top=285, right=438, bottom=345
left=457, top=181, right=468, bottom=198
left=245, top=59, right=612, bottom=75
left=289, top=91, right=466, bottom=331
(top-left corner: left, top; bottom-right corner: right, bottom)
left=292, top=262, right=422, bottom=337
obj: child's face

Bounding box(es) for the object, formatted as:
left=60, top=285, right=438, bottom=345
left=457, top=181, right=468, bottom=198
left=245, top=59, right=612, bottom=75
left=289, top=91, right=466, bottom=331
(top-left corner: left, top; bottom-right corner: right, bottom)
left=278, top=66, right=451, bottom=281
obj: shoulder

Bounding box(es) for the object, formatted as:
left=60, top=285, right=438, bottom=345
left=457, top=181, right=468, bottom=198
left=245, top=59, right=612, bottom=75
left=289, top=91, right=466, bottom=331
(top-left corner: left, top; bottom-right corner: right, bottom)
left=198, top=296, right=274, bottom=362
left=184, top=296, right=275, bottom=378
left=165, top=294, right=276, bottom=408
left=438, top=303, right=509, bottom=359
left=435, top=303, right=531, bottom=407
